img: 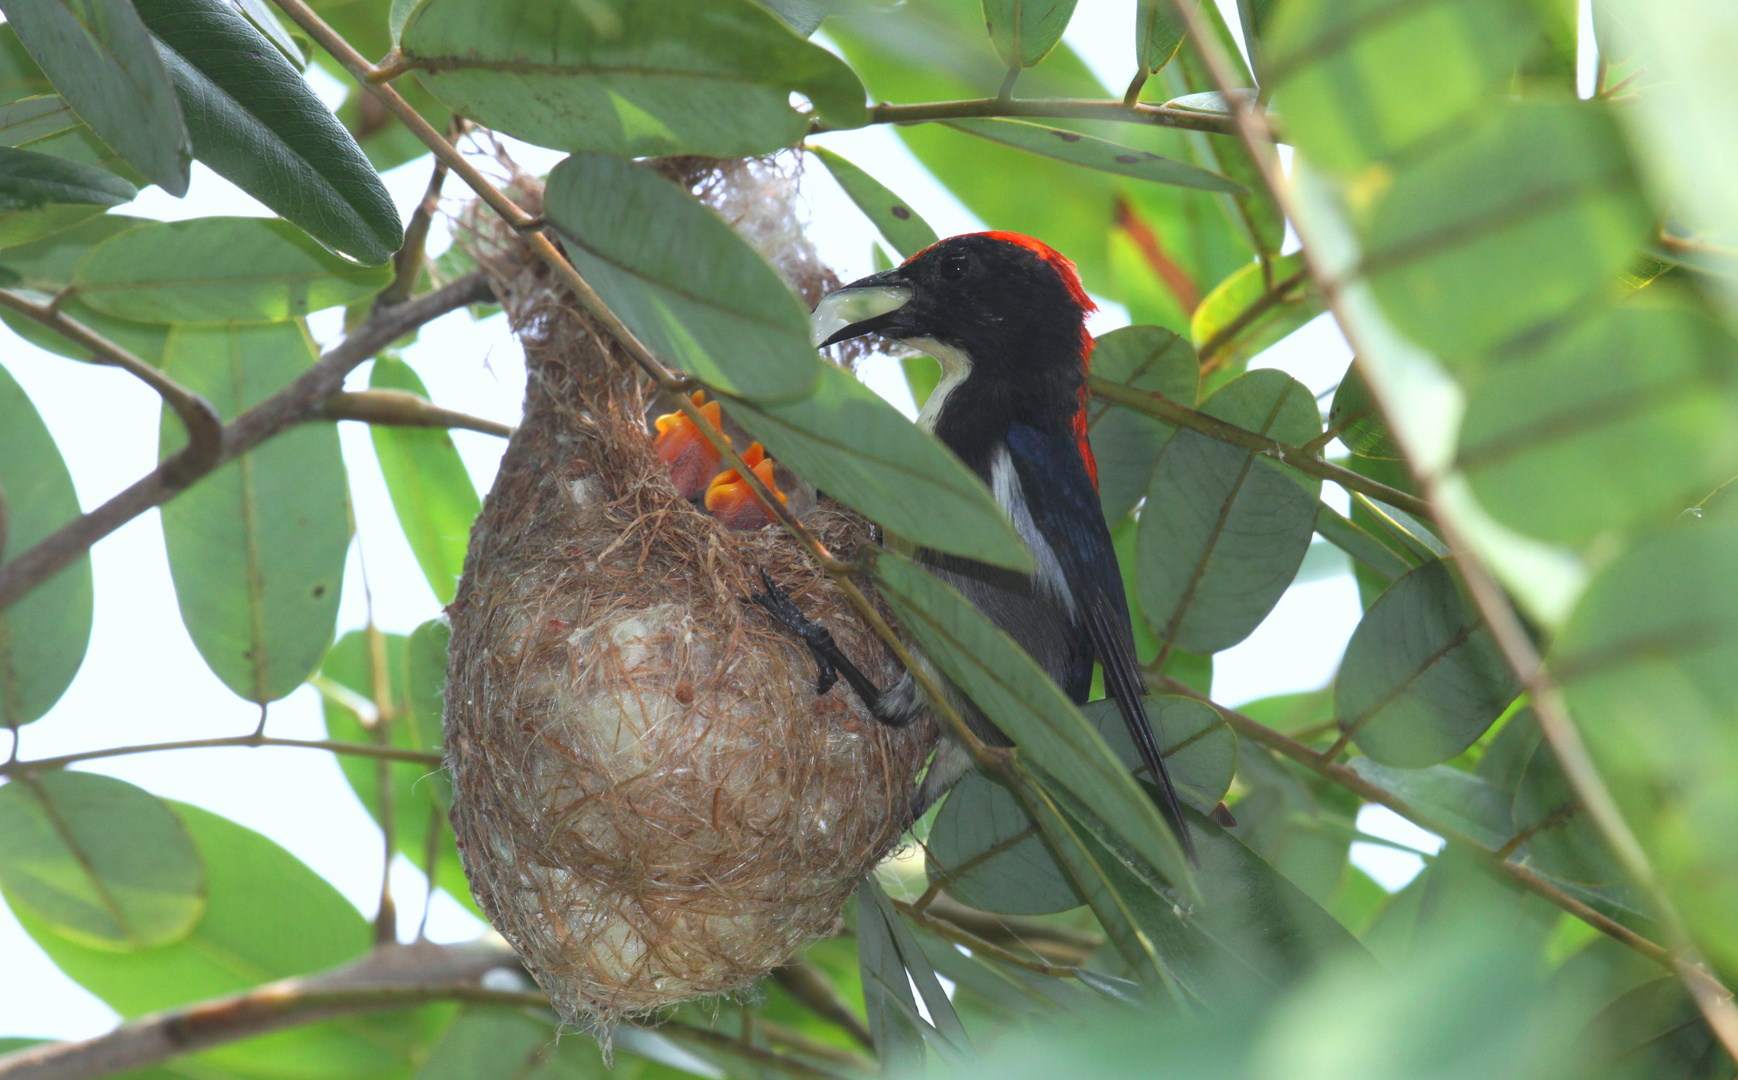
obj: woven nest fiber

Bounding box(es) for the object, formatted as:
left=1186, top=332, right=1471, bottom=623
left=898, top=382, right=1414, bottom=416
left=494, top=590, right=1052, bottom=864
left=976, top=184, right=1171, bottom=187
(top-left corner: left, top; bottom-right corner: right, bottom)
left=442, top=158, right=936, bottom=1030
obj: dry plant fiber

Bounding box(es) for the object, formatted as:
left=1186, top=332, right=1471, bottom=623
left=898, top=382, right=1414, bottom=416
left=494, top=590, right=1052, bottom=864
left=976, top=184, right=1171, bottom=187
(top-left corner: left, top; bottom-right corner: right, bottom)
left=442, top=157, right=935, bottom=1035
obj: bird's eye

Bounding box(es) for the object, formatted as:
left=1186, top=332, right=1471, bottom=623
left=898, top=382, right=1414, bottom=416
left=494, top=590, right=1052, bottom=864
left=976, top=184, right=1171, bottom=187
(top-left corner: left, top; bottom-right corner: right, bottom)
left=940, top=252, right=972, bottom=281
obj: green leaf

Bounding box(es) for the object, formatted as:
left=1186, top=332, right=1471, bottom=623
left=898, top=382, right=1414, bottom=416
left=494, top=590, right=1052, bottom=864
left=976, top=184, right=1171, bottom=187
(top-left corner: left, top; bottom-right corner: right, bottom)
left=726, top=361, right=1034, bottom=571
left=1231, top=741, right=1358, bottom=906
left=1512, top=740, right=1623, bottom=887
left=927, top=694, right=1233, bottom=916
left=1457, top=298, right=1738, bottom=547
left=231, top=0, right=303, bottom=67
left=0, top=214, right=169, bottom=365
left=750, top=0, right=836, bottom=37
left=1135, top=0, right=1188, bottom=74
left=0, top=93, right=80, bottom=146
left=9, top=800, right=449, bottom=1074
left=871, top=547, right=1194, bottom=895
left=0, top=0, right=191, bottom=194
left=1188, top=253, right=1318, bottom=373
left=1265, top=0, right=1543, bottom=176
left=400, top=0, right=866, bottom=158
left=0, top=144, right=136, bottom=244
left=1313, top=504, right=1410, bottom=584
left=1336, top=559, right=1521, bottom=768
left=410, top=1008, right=617, bottom=1080
left=1085, top=323, right=1197, bottom=523
left=982, top=0, right=1076, bottom=70
left=854, top=881, right=927, bottom=1071
left=1345, top=758, right=1511, bottom=850
left=320, top=622, right=475, bottom=916
left=1553, top=517, right=1738, bottom=972
left=1138, top=368, right=1322, bottom=654
left=73, top=216, right=392, bottom=323
left=1361, top=100, right=1649, bottom=365
left=368, top=357, right=480, bottom=606
left=861, top=880, right=972, bottom=1061
left=0, top=363, right=92, bottom=728
left=159, top=321, right=350, bottom=703
left=1327, top=363, right=1400, bottom=460
left=927, top=771, right=1080, bottom=915
left=809, top=145, right=938, bottom=260
left=944, top=118, right=1244, bottom=194
left=135, top=0, right=404, bottom=265
left=1585, top=978, right=1736, bottom=1080
left=0, top=771, right=204, bottom=949
left=542, top=151, right=817, bottom=401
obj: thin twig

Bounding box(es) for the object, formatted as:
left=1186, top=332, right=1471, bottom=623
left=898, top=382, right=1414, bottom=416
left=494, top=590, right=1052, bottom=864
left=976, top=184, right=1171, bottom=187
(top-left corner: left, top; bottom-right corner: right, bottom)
left=0, top=272, right=496, bottom=615
left=770, top=963, right=875, bottom=1052
left=0, top=734, right=444, bottom=778
left=378, top=154, right=449, bottom=307
left=1086, top=375, right=1431, bottom=519
left=0, top=290, right=224, bottom=482
left=1194, top=266, right=1310, bottom=369
left=811, top=97, right=1242, bottom=136
left=319, top=390, right=513, bottom=437
left=891, top=898, right=1079, bottom=978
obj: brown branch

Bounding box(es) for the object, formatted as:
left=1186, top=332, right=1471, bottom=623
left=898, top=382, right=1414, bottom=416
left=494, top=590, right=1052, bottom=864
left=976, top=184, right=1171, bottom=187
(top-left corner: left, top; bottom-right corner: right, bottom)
left=1086, top=374, right=1431, bottom=519
left=0, top=942, right=536, bottom=1080
left=0, top=734, right=444, bottom=778
left=1114, top=197, right=1200, bottom=313
left=813, top=96, right=1242, bottom=136
left=319, top=390, right=514, bottom=437
left=770, top=963, right=874, bottom=1052
left=0, top=271, right=496, bottom=615
left=269, top=0, right=1000, bottom=773
left=378, top=153, right=449, bottom=307
left=0, top=290, right=224, bottom=482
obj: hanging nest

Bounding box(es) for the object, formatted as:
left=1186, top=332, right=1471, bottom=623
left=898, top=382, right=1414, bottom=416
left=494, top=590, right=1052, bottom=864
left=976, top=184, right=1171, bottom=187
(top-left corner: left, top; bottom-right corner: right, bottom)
left=442, top=156, right=936, bottom=1032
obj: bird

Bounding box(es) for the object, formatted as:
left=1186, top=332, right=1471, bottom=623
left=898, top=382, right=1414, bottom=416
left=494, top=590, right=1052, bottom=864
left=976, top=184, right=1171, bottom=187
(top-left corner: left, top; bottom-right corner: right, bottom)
left=751, top=230, right=1195, bottom=861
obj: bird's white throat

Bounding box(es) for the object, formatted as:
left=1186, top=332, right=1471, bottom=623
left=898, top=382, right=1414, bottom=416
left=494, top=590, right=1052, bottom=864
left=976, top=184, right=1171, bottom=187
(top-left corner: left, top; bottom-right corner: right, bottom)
left=909, top=337, right=974, bottom=434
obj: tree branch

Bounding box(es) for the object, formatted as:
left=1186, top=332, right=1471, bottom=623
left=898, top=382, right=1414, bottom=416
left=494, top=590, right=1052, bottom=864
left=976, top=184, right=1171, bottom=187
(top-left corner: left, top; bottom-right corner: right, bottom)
left=1086, top=374, right=1431, bottom=519
left=0, top=942, right=535, bottom=1080
left=0, top=290, right=224, bottom=482
left=0, top=734, right=444, bottom=778
left=769, top=963, right=874, bottom=1052
left=319, top=390, right=513, bottom=437
left=0, top=271, right=496, bottom=615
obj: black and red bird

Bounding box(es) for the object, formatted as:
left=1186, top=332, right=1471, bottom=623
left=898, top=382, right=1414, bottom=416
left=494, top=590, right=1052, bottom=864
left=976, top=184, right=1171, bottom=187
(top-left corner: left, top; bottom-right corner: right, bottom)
left=754, top=231, right=1195, bottom=860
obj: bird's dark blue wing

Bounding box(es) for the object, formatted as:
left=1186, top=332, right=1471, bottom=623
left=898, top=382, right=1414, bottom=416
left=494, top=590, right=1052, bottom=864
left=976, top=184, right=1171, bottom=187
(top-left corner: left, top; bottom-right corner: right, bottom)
left=1005, top=423, right=1196, bottom=861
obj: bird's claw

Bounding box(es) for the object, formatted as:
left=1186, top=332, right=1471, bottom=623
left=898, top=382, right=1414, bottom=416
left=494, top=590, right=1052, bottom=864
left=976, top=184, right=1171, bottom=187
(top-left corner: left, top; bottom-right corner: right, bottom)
left=752, top=568, right=840, bottom=696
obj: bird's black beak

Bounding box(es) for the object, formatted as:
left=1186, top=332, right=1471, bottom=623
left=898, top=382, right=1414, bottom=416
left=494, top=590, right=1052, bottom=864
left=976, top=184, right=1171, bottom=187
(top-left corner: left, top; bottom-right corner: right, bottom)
left=809, top=269, right=914, bottom=349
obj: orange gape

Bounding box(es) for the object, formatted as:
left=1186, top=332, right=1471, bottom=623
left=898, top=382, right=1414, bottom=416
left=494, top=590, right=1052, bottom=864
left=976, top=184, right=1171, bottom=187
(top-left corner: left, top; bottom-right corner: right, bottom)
left=704, top=442, right=787, bottom=531
left=653, top=391, right=725, bottom=499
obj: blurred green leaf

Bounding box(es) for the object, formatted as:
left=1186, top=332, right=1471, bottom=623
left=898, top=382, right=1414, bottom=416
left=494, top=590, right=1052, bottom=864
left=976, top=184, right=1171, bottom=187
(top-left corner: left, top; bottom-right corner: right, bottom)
left=159, top=321, right=350, bottom=704
left=368, top=357, right=480, bottom=606
left=543, top=152, right=818, bottom=401
left=1337, top=559, right=1520, bottom=768
left=0, top=362, right=92, bottom=728
left=866, top=880, right=972, bottom=1061
left=810, top=145, right=938, bottom=260
left=73, top=217, right=392, bottom=323
left=135, top=0, right=404, bottom=265
left=0, top=0, right=191, bottom=194
left=1586, top=978, right=1736, bottom=1080
left=1231, top=740, right=1357, bottom=906
left=0, top=93, right=79, bottom=146
left=1313, top=504, right=1410, bottom=584
left=409, top=1009, right=555, bottom=1080
left=1265, top=0, right=1542, bottom=176
left=0, top=144, right=136, bottom=244
left=1345, top=758, right=1510, bottom=850
left=1513, top=740, right=1623, bottom=887
left=1458, top=298, right=1738, bottom=547
left=1086, top=323, right=1197, bottom=523
left=0, top=771, right=204, bottom=949
left=1473, top=705, right=1542, bottom=794
left=1139, top=368, right=1322, bottom=654
left=320, top=622, right=476, bottom=915
left=10, top=800, right=449, bottom=1074
left=1135, top=0, right=1188, bottom=75
left=1189, top=253, right=1317, bottom=373
left=1361, top=101, right=1649, bottom=365
left=1082, top=695, right=1236, bottom=814
left=873, top=547, right=1193, bottom=893
left=982, top=0, right=1076, bottom=70
left=400, top=0, right=865, bottom=157
left=727, top=362, right=1034, bottom=571
left=855, top=881, right=929, bottom=1071
left=1555, top=517, right=1738, bottom=973
left=946, top=118, right=1243, bottom=194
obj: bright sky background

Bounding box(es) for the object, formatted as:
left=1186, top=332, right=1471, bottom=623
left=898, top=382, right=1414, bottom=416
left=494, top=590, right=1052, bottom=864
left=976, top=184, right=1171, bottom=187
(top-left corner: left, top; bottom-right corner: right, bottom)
left=0, top=0, right=1452, bottom=1041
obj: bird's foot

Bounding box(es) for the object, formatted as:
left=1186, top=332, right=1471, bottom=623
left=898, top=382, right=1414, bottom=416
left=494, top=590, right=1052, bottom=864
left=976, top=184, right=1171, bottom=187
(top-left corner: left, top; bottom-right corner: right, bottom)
left=751, top=569, right=840, bottom=695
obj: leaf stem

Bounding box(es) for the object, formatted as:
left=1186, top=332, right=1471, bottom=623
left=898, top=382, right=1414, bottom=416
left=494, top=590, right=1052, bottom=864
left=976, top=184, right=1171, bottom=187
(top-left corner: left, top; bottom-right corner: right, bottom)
left=377, top=152, right=448, bottom=307
left=814, top=96, right=1242, bottom=136
left=319, top=389, right=513, bottom=437
left=1086, top=374, right=1432, bottom=519
left=0, top=289, right=224, bottom=482
left=0, top=734, right=444, bottom=779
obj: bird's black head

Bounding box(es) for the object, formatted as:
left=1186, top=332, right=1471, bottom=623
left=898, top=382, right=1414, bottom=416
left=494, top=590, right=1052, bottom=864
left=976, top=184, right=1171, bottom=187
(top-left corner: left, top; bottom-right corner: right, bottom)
left=811, top=233, right=1095, bottom=438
